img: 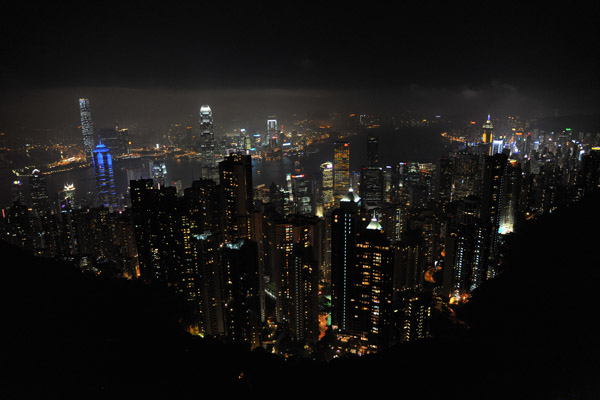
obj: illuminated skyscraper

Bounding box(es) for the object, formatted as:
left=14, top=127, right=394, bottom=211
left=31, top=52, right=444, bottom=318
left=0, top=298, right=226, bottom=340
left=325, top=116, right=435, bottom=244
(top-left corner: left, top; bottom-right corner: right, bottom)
left=482, top=114, right=493, bottom=144
left=359, top=166, right=383, bottom=206
left=333, top=141, right=350, bottom=203
left=199, top=105, right=216, bottom=180
left=10, top=179, right=26, bottom=206
left=491, top=139, right=504, bottom=155
left=331, top=188, right=362, bottom=333
left=221, top=238, right=262, bottom=349
left=79, top=98, right=95, bottom=159
left=93, top=142, right=118, bottom=211
left=451, top=152, right=480, bottom=202
left=29, top=169, right=50, bottom=217
left=266, top=214, right=322, bottom=345
left=481, top=153, right=508, bottom=279
left=320, top=162, right=334, bottom=211
left=482, top=114, right=495, bottom=156
left=351, top=215, right=394, bottom=351
left=218, top=152, right=254, bottom=243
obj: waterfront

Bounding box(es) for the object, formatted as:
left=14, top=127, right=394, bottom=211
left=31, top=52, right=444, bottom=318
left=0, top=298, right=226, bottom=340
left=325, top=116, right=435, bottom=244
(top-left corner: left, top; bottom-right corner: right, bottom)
left=1, top=125, right=452, bottom=208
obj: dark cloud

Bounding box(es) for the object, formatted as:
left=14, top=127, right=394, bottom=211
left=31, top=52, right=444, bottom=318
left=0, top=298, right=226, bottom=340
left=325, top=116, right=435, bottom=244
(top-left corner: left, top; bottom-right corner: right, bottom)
left=0, top=2, right=598, bottom=129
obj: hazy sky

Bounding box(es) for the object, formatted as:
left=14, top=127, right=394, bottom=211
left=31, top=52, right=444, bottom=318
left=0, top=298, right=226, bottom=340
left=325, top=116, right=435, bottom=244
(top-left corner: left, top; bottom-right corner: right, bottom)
left=1, top=3, right=598, bottom=130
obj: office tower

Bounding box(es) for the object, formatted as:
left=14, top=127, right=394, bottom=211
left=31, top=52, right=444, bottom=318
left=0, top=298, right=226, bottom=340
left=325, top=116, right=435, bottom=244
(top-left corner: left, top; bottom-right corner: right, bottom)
left=98, top=125, right=128, bottom=155
left=290, top=242, right=320, bottom=346
left=330, top=188, right=362, bottom=333
left=194, top=232, right=226, bottom=337
left=359, top=166, right=383, bottom=206
left=442, top=196, right=488, bottom=294
left=393, top=230, right=425, bottom=295
left=130, top=179, right=163, bottom=283
left=268, top=182, right=286, bottom=216
left=267, top=118, right=278, bottom=137
left=380, top=202, right=406, bottom=244
left=29, top=169, right=51, bottom=217
left=112, top=209, right=138, bottom=278
left=93, top=142, right=118, bottom=211
left=482, top=114, right=493, bottom=144
left=320, top=162, right=334, bottom=211
left=491, top=139, right=504, bottom=155
left=350, top=215, right=394, bottom=351
left=481, top=153, right=508, bottom=279
left=63, top=183, right=76, bottom=206
left=382, top=165, right=393, bottom=203
left=118, top=127, right=130, bottom=154
left=435, top=157, right=454, bottom=208
left=199, top=105, right=216, bottom=180
left=443, top=220, right=486, bottom=300
left=58, top=184, right=77, bottom=258
left=219, top=152, right=254, bottom=243
left=29, top=168, right=61, bottom=256
left=333, top=141, right=350, bottom=203
left=221, top=239, right=262, bottom=349
left=451, top=152, right=480, bottom=202
left=79, top=98, right=95, bottom=159
left=367, top=134, right=379, bottom=167
left=183, top=179, right=220, bottom=234
left=290, top=174, right=314, bottom=216
left=408, top=209, right=442, bottom=269
left=398, top=295, right=432, bottom=343
left=499, top=160, right=522, bottom=234
left=10, top=179, right=26, bottom=205
left=266, top=214, right=323, bottom=345
left=152, top=161, right=167, bottom=188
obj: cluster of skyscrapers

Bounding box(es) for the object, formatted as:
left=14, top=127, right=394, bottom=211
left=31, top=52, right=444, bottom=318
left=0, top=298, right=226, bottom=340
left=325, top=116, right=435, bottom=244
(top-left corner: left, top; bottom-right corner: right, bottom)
left=2, top=106, right=600, bottom=357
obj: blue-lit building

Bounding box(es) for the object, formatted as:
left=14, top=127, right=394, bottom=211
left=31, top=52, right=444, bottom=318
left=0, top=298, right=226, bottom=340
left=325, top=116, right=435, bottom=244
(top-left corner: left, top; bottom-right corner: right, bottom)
left=93, top=142, right=118, bottom=211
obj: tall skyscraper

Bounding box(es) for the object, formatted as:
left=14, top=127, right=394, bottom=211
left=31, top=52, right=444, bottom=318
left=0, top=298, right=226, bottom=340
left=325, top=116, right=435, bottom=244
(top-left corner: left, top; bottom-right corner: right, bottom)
left=320, top=162, right=334, bottom=211
left=359, top=166, right=384, bottom=206
left=435, top=157, right=454, bottom=208
left=93, top=142, right=118, bottom=211
left=367, top=134, right=379, bottom=167
left=79, top=98, right=95, bottom=159
left=194, top=232, right=226, bottom=337
left=29, top=169, right=50, bottom=217
left=266, top=214, right=322, bottom=345
left=29, top=169, right=59, bottom=257
left=482, top=114, right=494, bottom=156
left=451, top=152, right=480, bottom=202
left=219, top=152, right=254, bottom=243
left=481, top=153, right=508, bottom=279
left=333, top=141, right=350, bottom=203
left=351, top=215, right=394, bottom=352
left=221, top=238, right=262, bottom=349
left=199, top=105, right=216, bottom=180
left=330, top=188, right=362, bottom=333
left=10, top=179, right=26, bottom=206
left=482, top=114, right=493, bottom=144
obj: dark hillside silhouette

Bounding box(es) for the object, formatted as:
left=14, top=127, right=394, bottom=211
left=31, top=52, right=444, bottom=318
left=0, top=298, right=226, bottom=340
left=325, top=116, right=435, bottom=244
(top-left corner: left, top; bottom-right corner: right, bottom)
left=2, top=194, right=599, bottom=398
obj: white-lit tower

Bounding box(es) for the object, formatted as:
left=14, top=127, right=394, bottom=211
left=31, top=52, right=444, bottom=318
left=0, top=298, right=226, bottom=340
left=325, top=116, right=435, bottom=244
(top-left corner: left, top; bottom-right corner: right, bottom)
left=79, top=98, right=95, bottom=160
left=199, top=105, right=216, bottom=180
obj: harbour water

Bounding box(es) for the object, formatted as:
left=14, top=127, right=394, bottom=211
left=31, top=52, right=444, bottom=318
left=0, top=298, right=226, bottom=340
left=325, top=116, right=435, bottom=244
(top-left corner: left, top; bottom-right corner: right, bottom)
left=2, top=125, right=452, bottom=208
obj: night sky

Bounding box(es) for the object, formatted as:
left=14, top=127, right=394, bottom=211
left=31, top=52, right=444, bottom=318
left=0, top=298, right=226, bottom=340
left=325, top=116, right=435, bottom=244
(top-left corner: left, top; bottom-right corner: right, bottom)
left=1, top=3, right=598, bottom=130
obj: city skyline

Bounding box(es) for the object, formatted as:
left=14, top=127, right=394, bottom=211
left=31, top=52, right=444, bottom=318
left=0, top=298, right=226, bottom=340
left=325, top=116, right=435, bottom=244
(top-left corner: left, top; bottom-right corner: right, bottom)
left=1, top=3, right=599, bottom=398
